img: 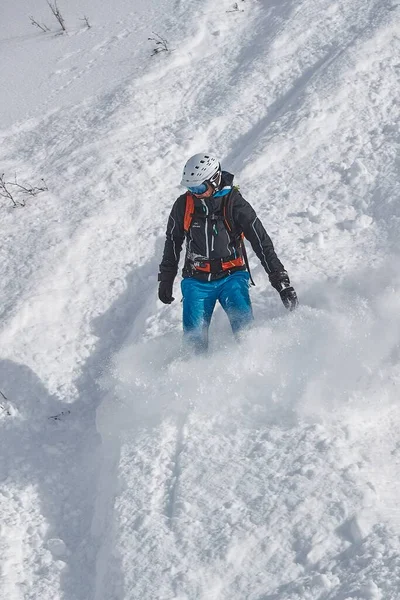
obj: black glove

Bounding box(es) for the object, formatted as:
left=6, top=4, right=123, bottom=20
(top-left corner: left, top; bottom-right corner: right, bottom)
left=158, top=275, right=175, bottom=304
left=280, top=287, right=298, bottom=311
left=269, top=270, right=298, bottom=311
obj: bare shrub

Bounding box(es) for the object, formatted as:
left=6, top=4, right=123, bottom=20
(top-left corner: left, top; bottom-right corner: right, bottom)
left=47, top=1, right=66, bottom=32
left=29, top=16, right=50, bottom=32
left=0, top=173, right=48, bottom=208
left=80, top=15, right=91, bottom=29
left=148, top=32, right=171, bottom=56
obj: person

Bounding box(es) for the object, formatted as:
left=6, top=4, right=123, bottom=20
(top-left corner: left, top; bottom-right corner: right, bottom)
left=158, top=153, right=298, bottom=352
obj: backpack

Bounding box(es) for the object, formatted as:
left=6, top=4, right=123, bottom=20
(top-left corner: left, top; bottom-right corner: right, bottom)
left=183, top=188, right=255, bottom=285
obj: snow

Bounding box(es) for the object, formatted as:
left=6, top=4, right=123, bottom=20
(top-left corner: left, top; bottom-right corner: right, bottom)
left=1, top=0, right=400, bottom=598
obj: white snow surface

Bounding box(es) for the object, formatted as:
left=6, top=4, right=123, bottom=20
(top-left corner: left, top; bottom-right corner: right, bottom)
left=1, top=0, right=400, bottom=598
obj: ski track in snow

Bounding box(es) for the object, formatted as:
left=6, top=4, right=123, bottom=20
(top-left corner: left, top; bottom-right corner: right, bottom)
left=1, top=0, right=400, bottom=598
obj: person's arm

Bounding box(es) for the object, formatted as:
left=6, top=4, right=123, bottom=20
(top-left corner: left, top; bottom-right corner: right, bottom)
left=158, top=196, right=186, bottom=303
left=233, top=192, right=298, bottom=310
left=233, top=192, right=284, bottom=274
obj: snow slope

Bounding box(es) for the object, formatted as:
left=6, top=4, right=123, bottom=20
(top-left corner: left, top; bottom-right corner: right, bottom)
left=1, top=0, right=400, bottom=598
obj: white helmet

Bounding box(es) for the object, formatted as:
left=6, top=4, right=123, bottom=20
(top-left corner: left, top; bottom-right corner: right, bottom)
left=180, top=153, right=221, bottom=187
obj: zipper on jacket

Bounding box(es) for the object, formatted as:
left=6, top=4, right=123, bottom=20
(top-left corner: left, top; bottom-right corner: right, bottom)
left=201, top=199, right=210, bottom=258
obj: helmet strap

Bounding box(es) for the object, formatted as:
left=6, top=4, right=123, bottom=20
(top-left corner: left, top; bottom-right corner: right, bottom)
left=209, top=169, right=222, bottom=191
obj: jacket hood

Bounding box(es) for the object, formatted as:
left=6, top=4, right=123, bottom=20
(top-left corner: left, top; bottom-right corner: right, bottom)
left=221, top=171, right=234, bottom=187
left=211, top=171, right=234, bottom=197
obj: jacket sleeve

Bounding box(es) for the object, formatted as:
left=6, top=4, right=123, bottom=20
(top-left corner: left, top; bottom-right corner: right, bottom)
left=158, top=196, right=186, bottom=281
left=233, top=192, right=290, bottom=288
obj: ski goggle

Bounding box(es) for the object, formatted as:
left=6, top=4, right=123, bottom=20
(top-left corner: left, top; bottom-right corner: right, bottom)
left=187, top=170, right=222, bottom=196
left=187, top=182, right=209, bottom=195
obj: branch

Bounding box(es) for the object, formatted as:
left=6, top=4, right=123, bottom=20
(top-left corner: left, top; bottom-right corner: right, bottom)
left=0, top=173, right=48, bottom=208
left=10, top=174, right=48, bottom=196
left=48, top=410, right=71, bottom=421
left=80, top=15, right=91, bottom=29
left=47, top=1, right=66, bottom=31
left=29, top=16, right=50, bottom=32
left=0, top=173, right=19, bottom=207
left=148, top=32, right=171, bottom=56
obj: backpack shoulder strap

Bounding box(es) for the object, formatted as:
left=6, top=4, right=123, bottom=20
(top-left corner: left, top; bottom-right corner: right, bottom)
left=224, top=187, right=256, bottom=286
left=184, top=192, right=194, bottom=233
left=184, top=188, right=245, bottom=242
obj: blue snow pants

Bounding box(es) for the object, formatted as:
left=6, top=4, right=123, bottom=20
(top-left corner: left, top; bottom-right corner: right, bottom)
left=181, top=271, right=254, bottom=352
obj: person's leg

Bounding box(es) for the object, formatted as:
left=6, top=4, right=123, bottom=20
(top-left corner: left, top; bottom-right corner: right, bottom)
left=181, top=278, right=218, bottom=353
left=218, top=271, right=254, bottom=337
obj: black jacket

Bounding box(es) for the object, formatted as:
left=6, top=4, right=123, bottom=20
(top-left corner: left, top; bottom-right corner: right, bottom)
left=159, top=172, right=288, bottom=288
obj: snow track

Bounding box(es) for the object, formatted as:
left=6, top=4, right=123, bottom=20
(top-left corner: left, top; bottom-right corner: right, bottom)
left=97, top=299, right=400, bottom=598
left=1, top=0, right=400, bottom=598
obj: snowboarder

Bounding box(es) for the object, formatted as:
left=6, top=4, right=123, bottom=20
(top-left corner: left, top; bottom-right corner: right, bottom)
left=158, top=153, right=298, bottom=351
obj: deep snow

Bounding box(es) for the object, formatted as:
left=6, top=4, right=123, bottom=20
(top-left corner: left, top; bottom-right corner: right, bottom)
left=1, top=0, right=400, bottom=598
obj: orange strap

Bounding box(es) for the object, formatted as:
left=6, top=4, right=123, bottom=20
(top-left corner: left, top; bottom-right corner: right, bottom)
left=222, top=199, right=232, bottom=232
left=222, top=256, right=245, bottom=269
left=184, top=193, right=194, bottom=233
left=194, top=256, right=245, bottom=273
left=185, top=192, right=242, bottom=238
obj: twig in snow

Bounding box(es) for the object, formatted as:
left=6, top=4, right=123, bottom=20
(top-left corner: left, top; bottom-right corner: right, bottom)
left=10, top=174, right=48, bottom=196
left=29, top=16, right=50, bottom=32
left=0, top=173, right=48, bottom=208
left=80, top=15, right=91, bottom=29
left=48, top=410, right=71, bottom=421
left=47, top=1, right=66, bottom=32
left=0, top=174, right=19, bottom=207
left=148, top=32, right=171, bottom=56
